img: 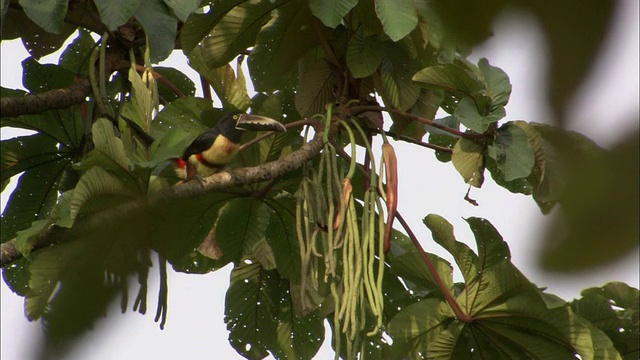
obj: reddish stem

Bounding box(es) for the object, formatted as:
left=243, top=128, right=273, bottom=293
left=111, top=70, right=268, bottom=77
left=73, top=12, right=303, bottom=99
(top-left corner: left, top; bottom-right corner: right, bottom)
left=351, top=105, right=486, bottom=141
left=395, top=212, right=473, bottom=323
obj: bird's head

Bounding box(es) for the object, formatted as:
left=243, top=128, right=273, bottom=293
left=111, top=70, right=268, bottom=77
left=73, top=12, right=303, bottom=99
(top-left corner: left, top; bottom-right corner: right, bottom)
left=230, top=113, right=287, bottom=132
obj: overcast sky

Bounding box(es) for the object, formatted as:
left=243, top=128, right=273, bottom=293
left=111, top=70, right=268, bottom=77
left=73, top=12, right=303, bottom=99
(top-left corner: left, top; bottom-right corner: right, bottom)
left=1, top=2, right=638, bottom=359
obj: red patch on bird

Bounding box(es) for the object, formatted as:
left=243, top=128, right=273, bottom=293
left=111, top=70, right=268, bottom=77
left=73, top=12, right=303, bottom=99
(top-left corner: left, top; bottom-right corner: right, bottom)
left=176, top=158, right=186, bottom=168
left=196, top=153, right=207, bottom=164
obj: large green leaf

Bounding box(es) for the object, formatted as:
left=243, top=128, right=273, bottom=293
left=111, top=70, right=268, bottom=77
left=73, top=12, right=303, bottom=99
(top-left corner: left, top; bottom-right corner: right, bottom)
left=263, top=197, right=301, bottom=281
left=572, top=282, right=639, bottom=359
left=93, top=0, right=141, bottom=30
left=248, top=1, right=317, bottom=92
left=188, top=47, right=251, bottom=110
left=70, top=167, right=140, bottom=220
left=199, top=0, right=285, bottom=68
left=478, top=58, right=511, bottom=107
left=163, top=0, right=200, bottom=22
left=271, top=287, right=325, bottom=360
left=1, top=157, right=68, bottom=243
left=390, top=214, right=622, bottom=359
left=225, top=261, right=279, bottom=359
left=375, top=0, right=418, bottom=42
left=537, top=128, right=639, bottom=270
left=346, top=27, right=383, bottom=79
left=134, top=0, right=178, bottom=62
left=487, top=121, right=535, bottom=181
left=454, top=97, right=504, bottom=133
left=0, top=134, right=68, bottom=181
left=525, top=1, right=615, bottom=125
left=151, top=66, right=197, bottom=103
left=19, top=0, right=68, bottom=34
left=215, top=197, right=270, bottom=265
left=180, top=0, right=245, bottom=54
left=413, top=64, right=490, bottom=112
left=152, top=191, right=235, bottom=266
left=309, top=0, right=357, bottom=28
left=451, top=138, right=485, bottom=187
left=2, top=7, right=76, bottom=58
left=294, top=60, right=335, bottom=117
left=58, top=29, right=96, bottom=76
left=378, top=43, right=420, bottom=111
left=386, top=227, right=453, bottom=294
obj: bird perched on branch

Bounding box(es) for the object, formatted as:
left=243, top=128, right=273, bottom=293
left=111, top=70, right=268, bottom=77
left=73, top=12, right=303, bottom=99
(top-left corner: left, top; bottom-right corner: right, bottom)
left=176, top=112, right=286, bottom=180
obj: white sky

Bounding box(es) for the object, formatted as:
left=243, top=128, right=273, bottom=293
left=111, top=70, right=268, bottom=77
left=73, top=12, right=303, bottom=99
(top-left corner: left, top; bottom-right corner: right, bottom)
left=1, top=3, right=638, bottom=359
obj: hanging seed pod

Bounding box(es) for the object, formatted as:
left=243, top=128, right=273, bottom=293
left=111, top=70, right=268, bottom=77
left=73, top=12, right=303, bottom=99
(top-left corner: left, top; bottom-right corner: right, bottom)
left=382, top=143, right=398, bottom=253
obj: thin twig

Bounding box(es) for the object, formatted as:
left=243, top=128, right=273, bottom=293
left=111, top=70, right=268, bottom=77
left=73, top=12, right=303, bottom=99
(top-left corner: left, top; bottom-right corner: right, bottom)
left=350, top=105, right=486, bottom=140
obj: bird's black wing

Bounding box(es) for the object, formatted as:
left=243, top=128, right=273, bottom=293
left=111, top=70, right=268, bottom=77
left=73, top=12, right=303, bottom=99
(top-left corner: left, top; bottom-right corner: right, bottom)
left=181, top=128, right=220, bottom=160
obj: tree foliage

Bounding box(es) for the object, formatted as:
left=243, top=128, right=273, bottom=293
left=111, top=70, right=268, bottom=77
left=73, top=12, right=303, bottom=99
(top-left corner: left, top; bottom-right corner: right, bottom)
left=1, top=0, right=638, bottom=359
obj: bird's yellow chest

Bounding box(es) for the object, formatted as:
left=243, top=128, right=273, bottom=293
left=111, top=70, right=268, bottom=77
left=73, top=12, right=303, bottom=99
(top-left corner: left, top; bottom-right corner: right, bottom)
left=201, top=135, right=239, bottom=165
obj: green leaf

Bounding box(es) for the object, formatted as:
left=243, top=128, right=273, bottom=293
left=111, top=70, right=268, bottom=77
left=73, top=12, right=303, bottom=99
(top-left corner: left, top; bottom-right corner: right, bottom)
left=15, top=219, right=49, bottom=256
left=188, top=47, right=251, bottom=110
left=413, top=64, right=488, bottom=110
left=152, top=97, right=213, bottom=140
left=1, top=134, right=67, bottom=182
left=572, top=282, right=639, bottom=359
left=264, top=197, right=301, bottom=281
left=375, top=0, right=418, bottom=42
left=294, top=60, right=335, bottom=117
left=163, top=0, right=200, bottom=22
left=153, top=66, right=196, bottom=102
left=134, top=0, right=178, bottom=62
left=346, top=27, right=383, bottom=78
left=525, top=1, right=616, bottom=125
left=309, top=0, right=357, bottom=28
left=271, top=280, right=325, bottom=359
left=225, top=261, right=279, bottom=359
left=1, top=158, right=68, bottom=242
left=2, top=7, right=76, bottom=58
left=423, top=214, right=478, bottom=284
left=25, top=241, right=83, bottom=320
left=180, top=0, right=245, bottom=54
left=19, top=0, right=68, bottom=34
left=93, top=0, right=141, bottom=30
left=487, top=122, right=535, bottom=181
left=454, top=97, right=504, bottom=133
left=215, top=198, right=268, bottom=264
left=451, top=138, right=484, bottom=187
left=378, top=43, right=420, bottom=111
left=71, top=167, right=140, bottom=220
left=58, top=29, right=96, bottom=76
left=200, top=0, right=284, bottom=68
left=538, top=129, right=639, bottom=270
left=77, top=119, right=132, bottom=175
left=249, top=1, right=316, bottom=91
left=22, top=57, right=74, bottom=95
left=478, top=58, right=511, bottom=107
left=394, top=214, right=621, bottom=359
left=387, top=227, right=453, bottom=293
left=152, top=192, right=234, bottom=266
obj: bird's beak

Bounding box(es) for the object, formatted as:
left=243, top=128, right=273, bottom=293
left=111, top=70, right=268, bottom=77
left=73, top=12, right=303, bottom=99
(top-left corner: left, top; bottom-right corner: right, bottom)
left=235, top=114, right=287, bottom=132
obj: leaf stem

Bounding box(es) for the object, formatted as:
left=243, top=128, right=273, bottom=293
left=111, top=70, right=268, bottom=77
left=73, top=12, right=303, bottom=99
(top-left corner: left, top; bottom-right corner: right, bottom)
left=394, top=212, right=472, bottom=323
left=350, top=105, right=486, bottom=140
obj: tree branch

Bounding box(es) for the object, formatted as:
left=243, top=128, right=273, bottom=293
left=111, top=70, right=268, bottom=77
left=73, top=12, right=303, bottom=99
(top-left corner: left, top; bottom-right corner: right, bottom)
left=0, top=131, right=325, bottom=267
left=1, top=57, right=129, bottom=118
left=350, top=105, right=487, bottom=140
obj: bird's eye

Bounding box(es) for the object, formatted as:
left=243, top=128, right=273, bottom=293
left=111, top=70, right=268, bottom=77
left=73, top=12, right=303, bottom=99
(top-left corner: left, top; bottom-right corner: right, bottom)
left=233, top=114, right=239, bottom=120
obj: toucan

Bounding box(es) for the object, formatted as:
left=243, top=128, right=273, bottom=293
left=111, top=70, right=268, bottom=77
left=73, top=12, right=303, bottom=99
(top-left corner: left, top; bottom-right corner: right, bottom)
left=176, top=112, right=287, bottom=180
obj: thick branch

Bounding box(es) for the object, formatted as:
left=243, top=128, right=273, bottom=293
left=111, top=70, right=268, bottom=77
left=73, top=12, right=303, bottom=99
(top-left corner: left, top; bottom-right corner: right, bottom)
left=1, top=80, right=91, bottom=118
left=0, top=132, right=325, bottom=267
left=1, top=57, right=129, bottom=118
